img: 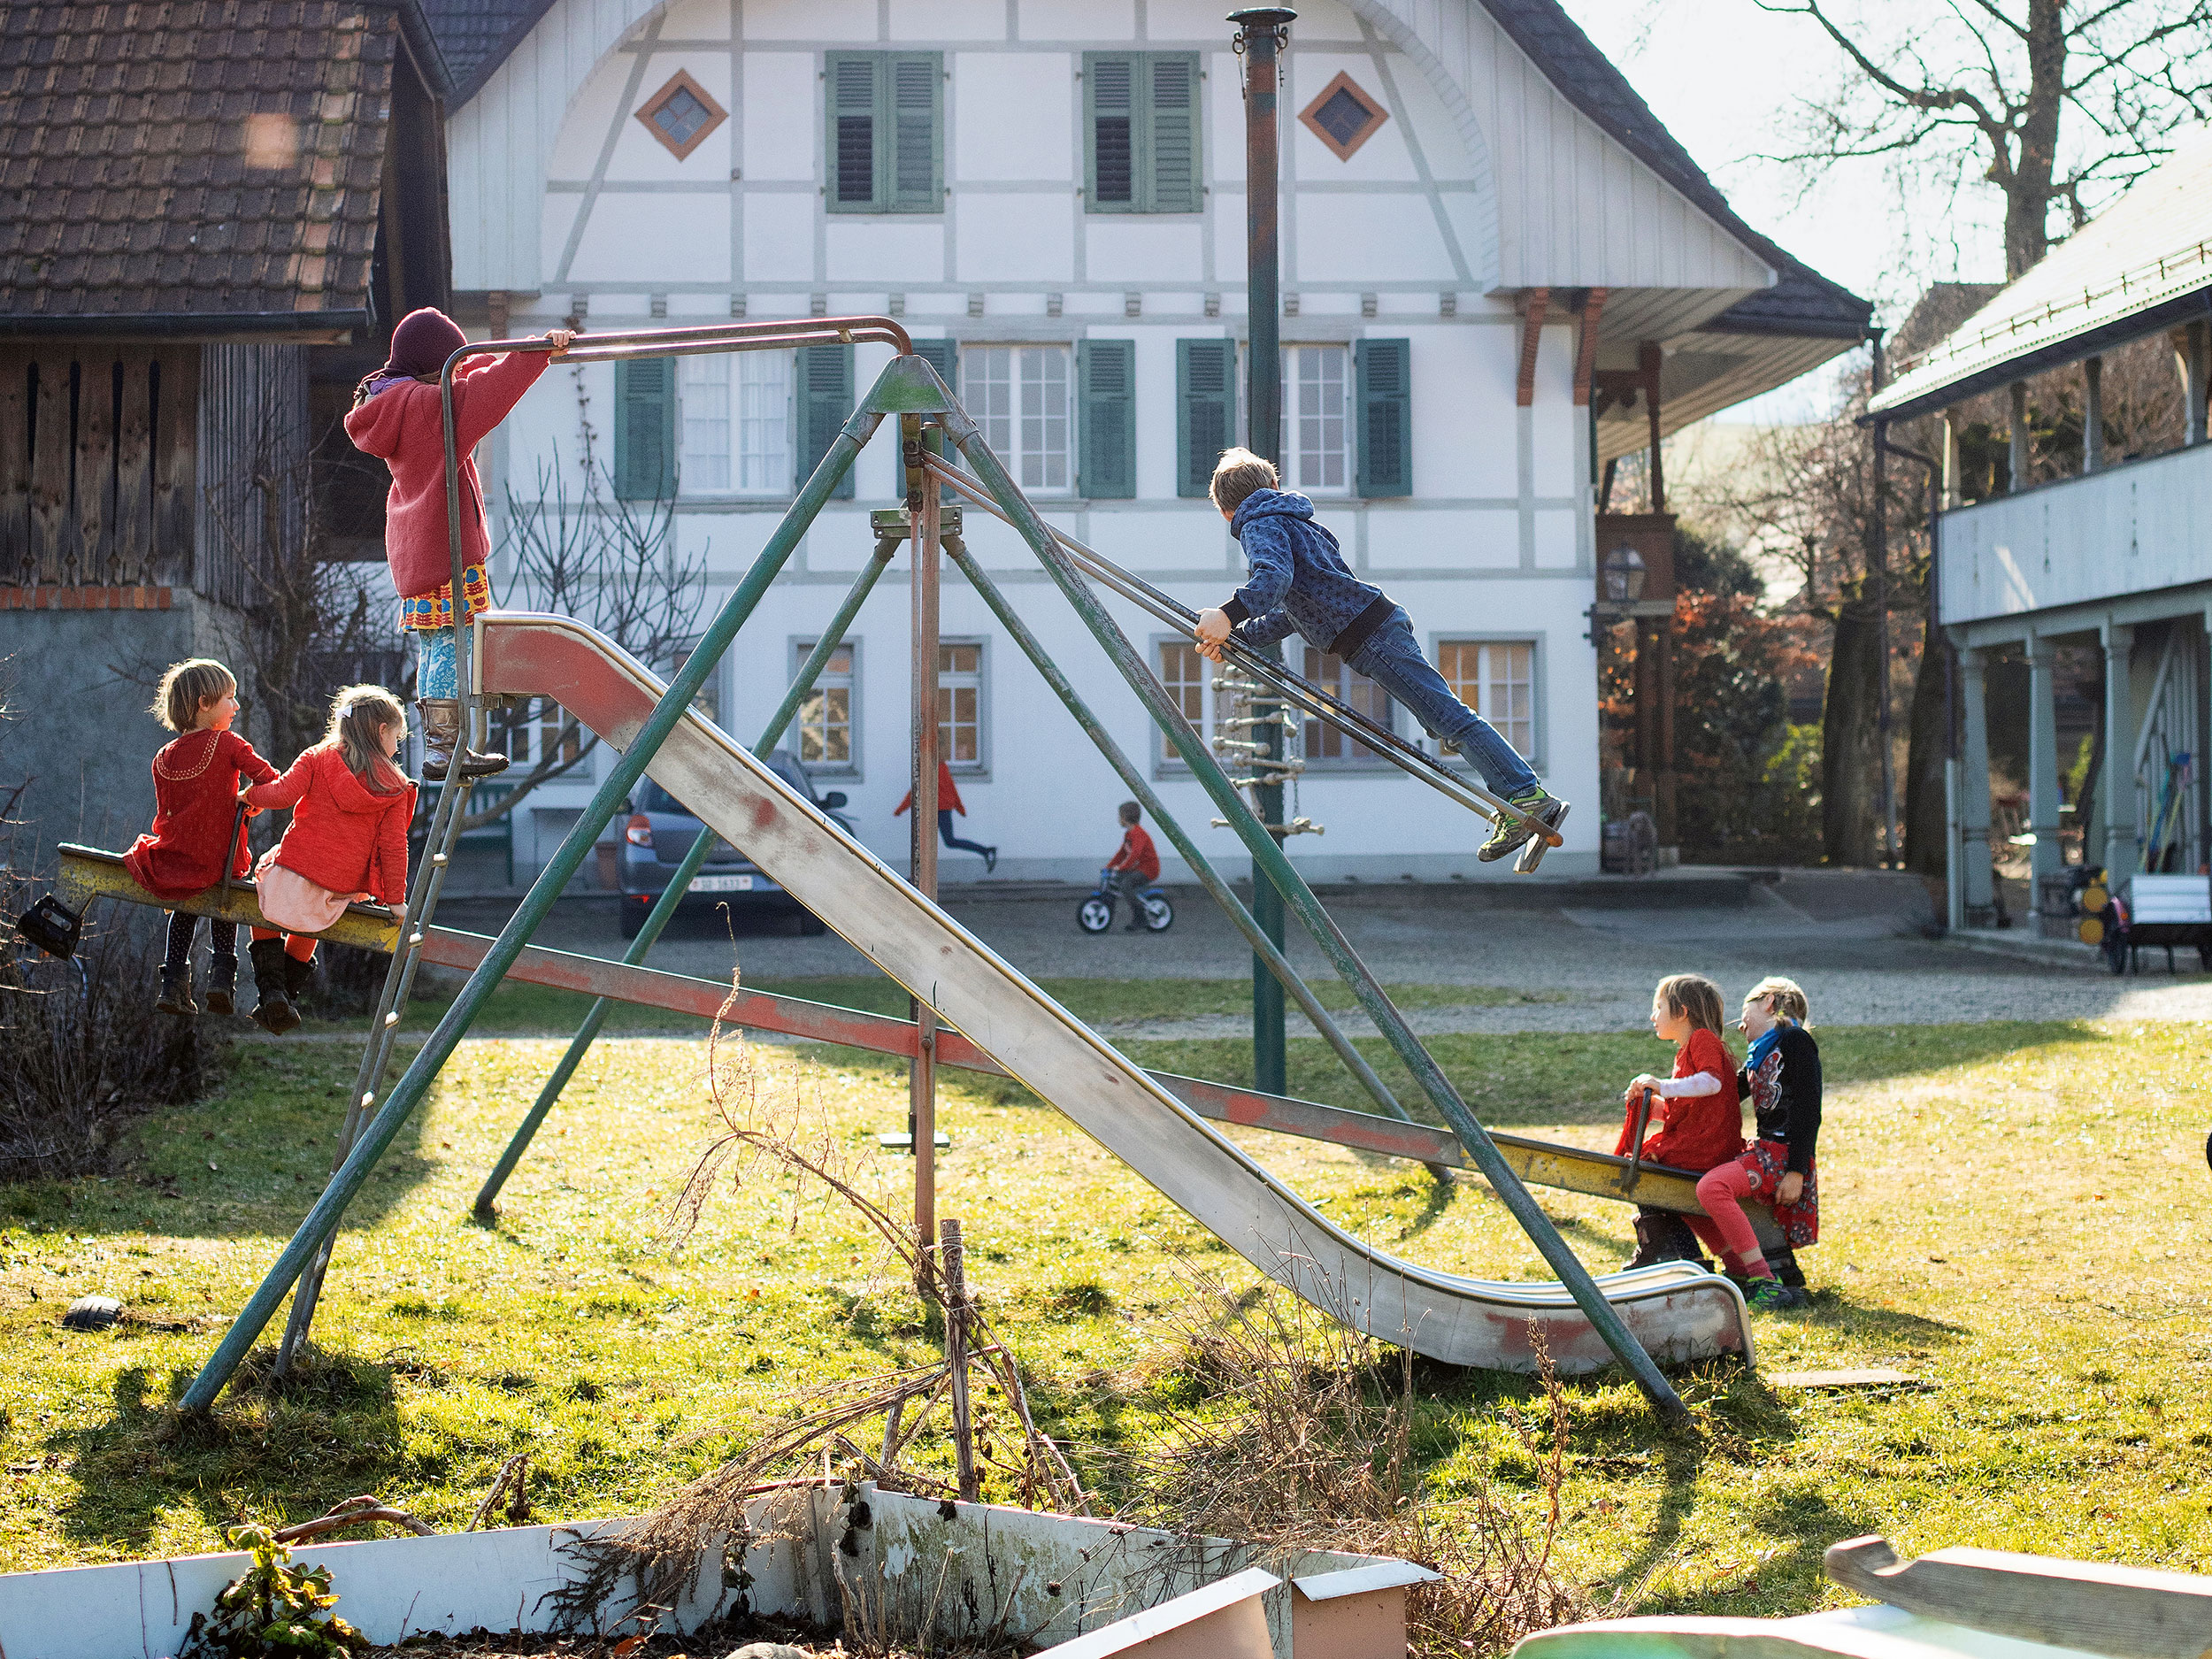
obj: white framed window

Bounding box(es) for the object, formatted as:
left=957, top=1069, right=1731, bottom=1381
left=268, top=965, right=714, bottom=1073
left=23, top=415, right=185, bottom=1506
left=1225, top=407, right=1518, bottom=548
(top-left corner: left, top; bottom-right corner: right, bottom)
left=938, top=640, right=987, bottom=770
left=680, top=351, right=793, bottom=496
left=1155, top=637, right=1233, bottom=770
left=489, top=698, right=582, bottom=769
left=1279, top=343, right=1351, bottom=495
left=1301, top=645, right=1393, bottom=765
left=1437, top=639, right=1537, bottom=763
left=792, top=638, right=858, bottom=775
left=963, top=345, right=1072, bottom=494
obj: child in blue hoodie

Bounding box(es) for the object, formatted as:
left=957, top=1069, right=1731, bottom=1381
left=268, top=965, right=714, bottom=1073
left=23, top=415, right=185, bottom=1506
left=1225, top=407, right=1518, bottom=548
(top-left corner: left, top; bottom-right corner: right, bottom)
left=1193, top=449, right=1568, bottom=864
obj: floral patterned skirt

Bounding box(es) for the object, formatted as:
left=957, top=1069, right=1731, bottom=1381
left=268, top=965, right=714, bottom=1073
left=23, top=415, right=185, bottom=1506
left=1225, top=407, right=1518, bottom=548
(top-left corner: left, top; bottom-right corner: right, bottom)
left=1737, top=1138, right=1818, bottom=1247
left=399, top=563, right=490, bottom=633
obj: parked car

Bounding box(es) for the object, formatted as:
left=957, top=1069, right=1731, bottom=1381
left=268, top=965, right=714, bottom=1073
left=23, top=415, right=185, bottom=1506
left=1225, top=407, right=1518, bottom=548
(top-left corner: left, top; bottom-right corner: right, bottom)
left=617, top=749, right=852, bottom=937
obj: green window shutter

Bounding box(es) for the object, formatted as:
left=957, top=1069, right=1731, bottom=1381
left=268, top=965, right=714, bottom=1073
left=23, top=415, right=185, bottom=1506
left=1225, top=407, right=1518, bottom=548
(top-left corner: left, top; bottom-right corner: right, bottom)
left=911, top=338, right=957, bottom=394
left=887, top=52, right=942, bottom=212
left=613, top=357, right=675, bottom=502
left=1356, top=339, right=1411, bottom=498
left=1177, top=338, right=1233, bottom=499
left=1079, top=340, right=1136, bottom=499
left=1147, top=55, right=1201, bottom=213
left=826, top=52, right=884, bottom=212
left=1086, top=52, right=1200, bottom=213
left=797, top=343, right=856, bottom=500
left=1086, top=53, right=1136, bottom=213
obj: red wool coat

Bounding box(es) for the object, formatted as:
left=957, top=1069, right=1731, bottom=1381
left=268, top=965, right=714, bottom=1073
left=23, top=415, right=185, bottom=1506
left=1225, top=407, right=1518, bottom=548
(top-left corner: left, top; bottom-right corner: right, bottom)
left=122, top=729, right=280, bottom=901
left=245, top=747, right=417, bottom=908
left=343, top=350, right=550, bottom=600
left=1616, top=1026, right=1743, bottom=1173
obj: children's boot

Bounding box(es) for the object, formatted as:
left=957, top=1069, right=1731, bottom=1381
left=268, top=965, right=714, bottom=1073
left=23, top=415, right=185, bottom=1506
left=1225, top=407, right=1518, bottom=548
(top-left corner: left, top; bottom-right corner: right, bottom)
left=249, top=938, right=300, bottom=1035
left=284, top=951, right=317, bottom=1013
left=155, top=965, right=198, bottom=1017
left=417, top=699, right=510, bottom=782
left=204, top=952, right=239, bottom=1017
left=1479, top=786, right=1569, bottom=866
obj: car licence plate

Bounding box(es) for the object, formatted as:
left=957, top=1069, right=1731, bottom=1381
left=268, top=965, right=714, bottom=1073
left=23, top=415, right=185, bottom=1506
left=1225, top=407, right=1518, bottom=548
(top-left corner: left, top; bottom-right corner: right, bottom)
left=690, top=874, right=756, bottom=893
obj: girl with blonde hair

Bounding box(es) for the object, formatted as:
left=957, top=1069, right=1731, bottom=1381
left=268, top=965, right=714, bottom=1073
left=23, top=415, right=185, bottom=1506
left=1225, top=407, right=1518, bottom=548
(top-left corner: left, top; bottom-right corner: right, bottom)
left=238, top=686, right=415, bottom=1033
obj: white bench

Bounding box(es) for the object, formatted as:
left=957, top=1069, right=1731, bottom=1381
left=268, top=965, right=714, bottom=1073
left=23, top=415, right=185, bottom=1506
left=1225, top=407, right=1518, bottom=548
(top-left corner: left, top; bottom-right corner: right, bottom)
left=2114, top=873, right=2212, bottom=974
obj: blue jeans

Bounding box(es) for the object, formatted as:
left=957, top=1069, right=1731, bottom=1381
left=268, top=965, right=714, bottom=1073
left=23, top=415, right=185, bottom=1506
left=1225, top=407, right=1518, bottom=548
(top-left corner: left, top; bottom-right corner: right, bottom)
left=1348, top=610, right=1540, bottom=798
left=936, top=809, right=992, bottom=859
left=415, top=626, right=457, bottom=698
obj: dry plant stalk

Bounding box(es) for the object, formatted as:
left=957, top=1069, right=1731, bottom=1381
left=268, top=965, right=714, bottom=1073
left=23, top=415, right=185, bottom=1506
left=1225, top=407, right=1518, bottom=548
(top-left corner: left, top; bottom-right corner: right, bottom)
left=1118, top=1260, right=1602, bottom=1658
left=556, top=969, right=1087, bottom=1635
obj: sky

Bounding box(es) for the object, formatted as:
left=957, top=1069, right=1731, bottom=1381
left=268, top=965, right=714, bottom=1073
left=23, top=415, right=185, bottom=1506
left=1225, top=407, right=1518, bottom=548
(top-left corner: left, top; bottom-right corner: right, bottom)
left=1555, top=1, right=2016, bottom=425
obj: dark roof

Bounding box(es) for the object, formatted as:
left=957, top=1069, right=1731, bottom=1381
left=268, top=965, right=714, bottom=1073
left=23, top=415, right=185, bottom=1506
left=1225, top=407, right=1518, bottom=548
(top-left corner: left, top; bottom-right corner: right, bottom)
left=1475, top=0, right=1870, bottom=340
left=421, top=0, right=549, bottom=104
left=0, top=2, right=406, bottom=331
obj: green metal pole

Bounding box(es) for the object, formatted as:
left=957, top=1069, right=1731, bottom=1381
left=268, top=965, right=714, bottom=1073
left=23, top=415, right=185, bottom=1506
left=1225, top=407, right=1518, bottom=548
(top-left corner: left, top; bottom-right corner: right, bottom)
left=471, top=534, right=902, bottom=1217
left=946, top=419, right=1689, bottom=1422
left=940, top=532, right=1422, bottom=1139
left=179, top=402, right=883, bottom=1413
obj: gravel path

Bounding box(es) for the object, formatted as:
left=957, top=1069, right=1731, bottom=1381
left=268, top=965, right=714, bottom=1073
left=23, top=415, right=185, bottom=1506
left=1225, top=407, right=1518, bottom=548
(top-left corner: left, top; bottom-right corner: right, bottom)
left=433, top=870, right=2211, bottom=1036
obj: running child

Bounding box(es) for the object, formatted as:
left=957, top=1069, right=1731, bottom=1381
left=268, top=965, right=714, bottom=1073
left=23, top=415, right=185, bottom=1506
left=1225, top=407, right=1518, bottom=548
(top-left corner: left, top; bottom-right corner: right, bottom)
left=124, top=659, right=280, bottom=1017
left=1701, top=975, right=1822, bottom=1306
left=1190, top=448, right=1567, bottom=865
left=895, top=757, right=997, bottom=873
left=1102, top=801, right=1159, bottom=933
left=345, top=307, right=572, bottom=782
left=239, top=687, right=416, bottom=1035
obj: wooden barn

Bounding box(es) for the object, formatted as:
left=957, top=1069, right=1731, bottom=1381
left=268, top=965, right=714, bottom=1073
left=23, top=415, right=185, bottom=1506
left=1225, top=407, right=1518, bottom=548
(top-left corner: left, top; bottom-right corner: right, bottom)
left=0, top=0, right=451, bottom=854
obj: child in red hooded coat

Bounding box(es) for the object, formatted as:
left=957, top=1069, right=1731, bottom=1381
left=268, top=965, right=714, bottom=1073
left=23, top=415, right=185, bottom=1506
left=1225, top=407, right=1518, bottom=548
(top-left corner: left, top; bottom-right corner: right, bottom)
left=343, top=307, right=572, bottom=782
left=239, top=687, right=416, bottom=1035
left=125, top=657, right=280, bottom=1017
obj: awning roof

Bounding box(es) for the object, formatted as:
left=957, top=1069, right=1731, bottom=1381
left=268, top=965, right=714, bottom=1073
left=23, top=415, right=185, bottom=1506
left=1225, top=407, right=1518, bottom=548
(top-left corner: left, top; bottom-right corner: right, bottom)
left=1870, top=126, right=2212, bottom=422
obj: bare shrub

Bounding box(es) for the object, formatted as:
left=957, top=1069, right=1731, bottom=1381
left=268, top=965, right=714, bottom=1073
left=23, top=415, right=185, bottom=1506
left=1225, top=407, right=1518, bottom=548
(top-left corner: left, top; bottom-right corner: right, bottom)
left=1115, top=1263, right=1602, bottom=1658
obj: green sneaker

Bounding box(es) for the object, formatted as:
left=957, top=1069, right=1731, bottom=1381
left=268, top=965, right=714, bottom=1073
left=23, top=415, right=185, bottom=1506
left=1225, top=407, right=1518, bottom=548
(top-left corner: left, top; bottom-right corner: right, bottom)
left=1740, top=1275, right=1795, bottom=1311
left=1479, top=788, right=1565, bottom=864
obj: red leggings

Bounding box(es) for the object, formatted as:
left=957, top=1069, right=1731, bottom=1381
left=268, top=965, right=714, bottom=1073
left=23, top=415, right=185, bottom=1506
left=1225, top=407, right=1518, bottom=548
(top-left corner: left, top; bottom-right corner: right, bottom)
left=1686, top=1159, right=1773, bottom=1278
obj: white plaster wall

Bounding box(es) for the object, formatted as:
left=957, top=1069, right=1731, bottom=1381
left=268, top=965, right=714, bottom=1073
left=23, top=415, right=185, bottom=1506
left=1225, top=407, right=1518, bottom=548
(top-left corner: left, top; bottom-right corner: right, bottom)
left=457, top=0, right=1636, bottom=878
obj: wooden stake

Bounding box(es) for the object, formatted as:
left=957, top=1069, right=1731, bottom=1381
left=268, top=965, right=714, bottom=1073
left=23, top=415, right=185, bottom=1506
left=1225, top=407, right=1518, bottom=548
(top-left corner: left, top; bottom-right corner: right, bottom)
left=940, top=1215, right=979, bottom=1502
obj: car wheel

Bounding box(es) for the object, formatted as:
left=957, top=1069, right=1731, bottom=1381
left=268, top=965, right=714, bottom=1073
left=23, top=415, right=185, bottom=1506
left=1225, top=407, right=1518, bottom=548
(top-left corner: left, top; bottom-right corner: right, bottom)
left=619, top=900, right=647, bottom=939
left=1143, top=894, right=1175, bottom=933
left=1077, top=895, right=1113, bottom=934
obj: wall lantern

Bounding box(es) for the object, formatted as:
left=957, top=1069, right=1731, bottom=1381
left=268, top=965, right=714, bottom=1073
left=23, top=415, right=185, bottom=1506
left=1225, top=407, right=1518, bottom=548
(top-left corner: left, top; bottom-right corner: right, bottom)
left=1601, top=545, right=1647, bottom=603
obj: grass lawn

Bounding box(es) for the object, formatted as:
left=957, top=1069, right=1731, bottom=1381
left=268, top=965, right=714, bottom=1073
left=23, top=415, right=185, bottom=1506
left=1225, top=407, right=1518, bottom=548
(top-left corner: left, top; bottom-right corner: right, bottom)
left=2, top=1013, right=2208, bottom=1628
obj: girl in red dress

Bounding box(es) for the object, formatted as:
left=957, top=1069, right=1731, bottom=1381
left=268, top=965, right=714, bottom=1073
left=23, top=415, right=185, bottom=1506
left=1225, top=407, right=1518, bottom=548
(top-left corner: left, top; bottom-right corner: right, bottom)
left=240, top=687, right=416, bottom=1035
left=124, top=659, right=280, bottom=1017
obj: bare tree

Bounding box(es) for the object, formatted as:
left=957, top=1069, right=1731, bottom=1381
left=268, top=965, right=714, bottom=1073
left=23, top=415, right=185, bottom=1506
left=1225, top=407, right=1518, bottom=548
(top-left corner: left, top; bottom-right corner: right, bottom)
left=1758, top=0, right=2212, bottom=279
left=474, top=457, right=707, bottom=830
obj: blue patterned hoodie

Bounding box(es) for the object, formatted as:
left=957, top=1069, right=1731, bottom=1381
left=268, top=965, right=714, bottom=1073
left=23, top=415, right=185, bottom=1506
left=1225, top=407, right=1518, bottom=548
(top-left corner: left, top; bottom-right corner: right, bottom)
left=1220, top=489, right=1393, bottom=656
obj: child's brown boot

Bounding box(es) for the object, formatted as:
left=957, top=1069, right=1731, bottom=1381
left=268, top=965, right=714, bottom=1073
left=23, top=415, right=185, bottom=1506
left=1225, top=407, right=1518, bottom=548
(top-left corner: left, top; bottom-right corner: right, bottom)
left=249, top=938, right=300, bottom=1035
left=417, top=698, right=511, bottom=782
left=204, top=952, right=238, bottom=1017
left=156, top=966, right=197, bottom=1017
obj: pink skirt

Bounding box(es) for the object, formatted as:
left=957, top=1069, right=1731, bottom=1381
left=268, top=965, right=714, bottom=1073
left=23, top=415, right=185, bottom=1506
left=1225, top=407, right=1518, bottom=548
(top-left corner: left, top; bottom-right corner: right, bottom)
left=254, top=853, right=349, bottom=934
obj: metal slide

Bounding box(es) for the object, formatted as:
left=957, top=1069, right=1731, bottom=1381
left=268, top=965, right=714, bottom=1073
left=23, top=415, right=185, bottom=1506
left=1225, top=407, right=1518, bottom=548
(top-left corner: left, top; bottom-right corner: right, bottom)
left=483, top=611, right=1754, bottom=1375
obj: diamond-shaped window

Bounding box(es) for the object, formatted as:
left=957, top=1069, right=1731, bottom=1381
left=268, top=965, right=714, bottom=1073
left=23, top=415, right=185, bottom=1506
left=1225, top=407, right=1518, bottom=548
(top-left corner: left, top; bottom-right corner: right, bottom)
left=635, top=70, right=727, bottom=162
left=1298, top=72, right=1389, bottom=163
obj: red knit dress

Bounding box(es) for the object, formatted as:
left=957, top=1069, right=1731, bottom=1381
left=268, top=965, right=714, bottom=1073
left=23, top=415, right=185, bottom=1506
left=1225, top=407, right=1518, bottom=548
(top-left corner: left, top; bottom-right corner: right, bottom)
left=1615, top=1027, right=1744, bottom=1172
left=121, top=729, right=280, bottom=902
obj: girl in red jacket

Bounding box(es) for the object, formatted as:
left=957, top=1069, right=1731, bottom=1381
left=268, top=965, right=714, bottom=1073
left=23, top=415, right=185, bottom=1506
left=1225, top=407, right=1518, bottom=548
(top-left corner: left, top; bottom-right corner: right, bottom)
left=241, top=687, right=417, bottom=1035
left=125, top=658, right=280, bottom=1017
left=343, top=307, right=572, bottom=782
